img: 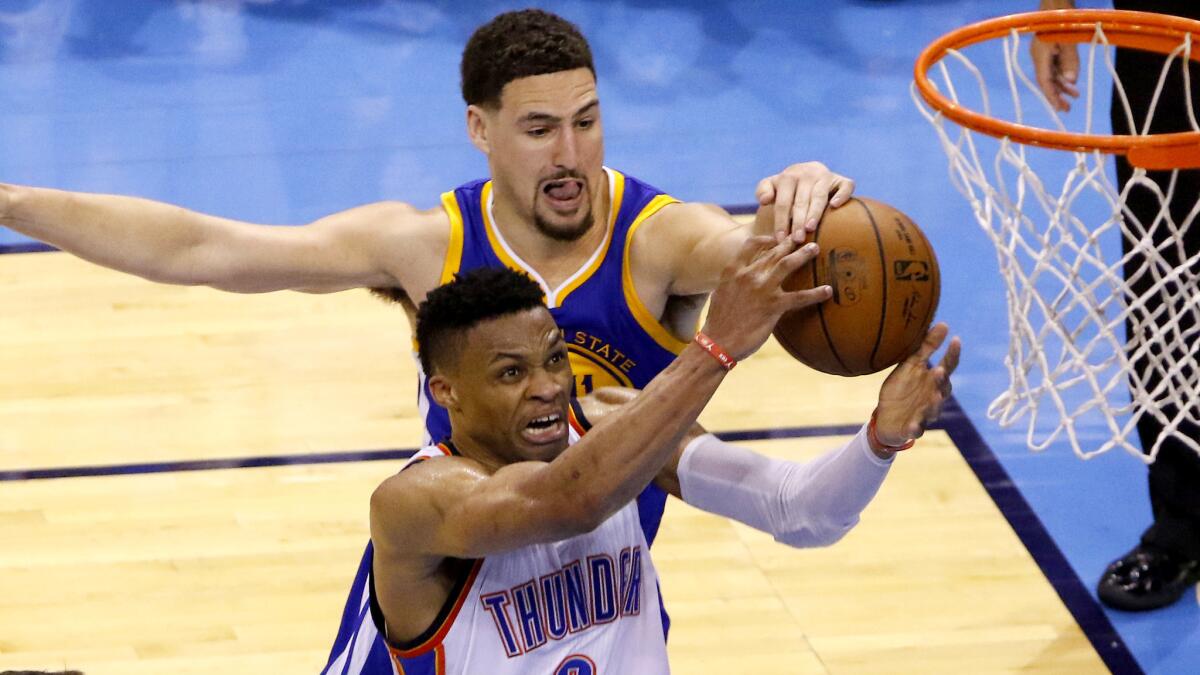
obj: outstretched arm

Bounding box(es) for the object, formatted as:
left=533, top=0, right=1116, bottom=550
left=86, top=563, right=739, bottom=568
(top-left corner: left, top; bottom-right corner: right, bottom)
left=586, top=324, right=962, bottom=548
left=0, top=183, right=428, bottom=293
left=576, top=386, right=895, bottom=547
left=634, top=162, right=854, bottom=297
left=372, top=236, right=833, bottom=560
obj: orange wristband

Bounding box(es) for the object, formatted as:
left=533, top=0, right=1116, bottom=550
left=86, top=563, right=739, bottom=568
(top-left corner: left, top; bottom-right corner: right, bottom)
left=869, top=409, right=915, bottom=452
left=693, top=332, right=737, bottom=371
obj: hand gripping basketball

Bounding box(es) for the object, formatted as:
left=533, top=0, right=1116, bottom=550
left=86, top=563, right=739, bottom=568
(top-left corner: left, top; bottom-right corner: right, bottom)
left=872, top=323, right=962, bottom=448
left=700, top=235, right=833, bottom=362
left=755, top=161, right=856, bottom=239
left=772, top=197, right=941, bottom=376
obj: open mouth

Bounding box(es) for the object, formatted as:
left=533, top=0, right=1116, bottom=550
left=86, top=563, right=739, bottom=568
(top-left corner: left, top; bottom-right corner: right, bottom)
left=541, top=178, right=585, bottom=211
left=521, top=412, right=567, bottom=445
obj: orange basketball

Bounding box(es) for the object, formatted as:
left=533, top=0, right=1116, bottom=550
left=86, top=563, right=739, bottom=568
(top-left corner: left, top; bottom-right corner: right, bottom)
left=772, top=197, right=940, bottom=376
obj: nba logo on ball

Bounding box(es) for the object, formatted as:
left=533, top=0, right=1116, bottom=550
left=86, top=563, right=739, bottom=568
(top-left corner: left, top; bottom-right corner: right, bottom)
left=894, top=260, right=931, bottom=282
left=773, top=197, right=941, bottom=376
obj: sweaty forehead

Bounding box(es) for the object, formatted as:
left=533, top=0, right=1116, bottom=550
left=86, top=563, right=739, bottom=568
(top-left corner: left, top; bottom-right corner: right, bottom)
left=498, top=68, right=597, bottom=116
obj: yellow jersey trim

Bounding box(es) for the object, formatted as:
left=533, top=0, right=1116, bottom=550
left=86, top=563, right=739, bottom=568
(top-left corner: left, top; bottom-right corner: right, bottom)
left=479, top=181, right=527, bottom=279
left=480, top=171, right=624, bottom=308
left=554, top=169, right=625, bottom=305
left=439, top=190, right=465, bottom=285
left=622, top=195, right=688, bottom=354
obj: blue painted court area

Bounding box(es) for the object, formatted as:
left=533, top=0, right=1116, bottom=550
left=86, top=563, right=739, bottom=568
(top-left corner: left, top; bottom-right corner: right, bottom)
left=1, top=1, right=1196, bottom=672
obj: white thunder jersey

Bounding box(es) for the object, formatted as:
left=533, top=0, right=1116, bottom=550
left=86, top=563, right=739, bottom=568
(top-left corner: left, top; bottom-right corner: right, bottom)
left=370, top=410, right=670, bottom=675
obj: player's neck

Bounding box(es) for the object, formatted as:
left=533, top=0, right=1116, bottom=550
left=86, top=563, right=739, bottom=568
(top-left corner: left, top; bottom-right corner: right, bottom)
left=447, top=432, right=507, bottom=474
left=490, top=184, right=610, bottom=283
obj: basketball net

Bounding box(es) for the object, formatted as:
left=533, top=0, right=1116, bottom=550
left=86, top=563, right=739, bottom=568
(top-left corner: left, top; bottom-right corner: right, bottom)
left=913, top=10, right=1200, bottom=462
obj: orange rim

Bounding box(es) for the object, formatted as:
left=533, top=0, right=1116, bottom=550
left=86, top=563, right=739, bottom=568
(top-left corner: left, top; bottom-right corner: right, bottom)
left=914, top=10, right=1200, bottom=169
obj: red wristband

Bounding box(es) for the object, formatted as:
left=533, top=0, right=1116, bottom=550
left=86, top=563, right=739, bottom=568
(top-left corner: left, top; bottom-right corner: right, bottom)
left=869, top=409, right=915, bottom=452
left=693, top=332, right=737, bottom=371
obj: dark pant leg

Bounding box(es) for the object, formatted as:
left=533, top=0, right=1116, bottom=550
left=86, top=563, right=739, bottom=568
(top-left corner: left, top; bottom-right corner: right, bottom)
left=1143, top=443, right=1200, bottom=559
left=1112, top=45, right=1200, bottom=560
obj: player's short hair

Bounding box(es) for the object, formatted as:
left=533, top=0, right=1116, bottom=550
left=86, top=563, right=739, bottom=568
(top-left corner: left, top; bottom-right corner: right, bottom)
left=416, top=267, right=547, bottom=374
left=460, top=9, right=595, bottom=108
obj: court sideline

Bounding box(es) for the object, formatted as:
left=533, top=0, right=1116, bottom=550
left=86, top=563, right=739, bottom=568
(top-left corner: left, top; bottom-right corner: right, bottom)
left=1, top=1, right=1195, bottom=673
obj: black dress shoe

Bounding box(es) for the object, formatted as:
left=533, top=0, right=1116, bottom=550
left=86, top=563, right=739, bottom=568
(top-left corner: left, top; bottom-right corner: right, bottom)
left=1097, top=545, right=1200, bottom=611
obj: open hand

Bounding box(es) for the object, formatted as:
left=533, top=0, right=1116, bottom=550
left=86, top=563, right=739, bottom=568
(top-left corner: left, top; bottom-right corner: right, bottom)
left=873, top=323, right=962, bottom=446
left=701, top=235, right=831, bottom=361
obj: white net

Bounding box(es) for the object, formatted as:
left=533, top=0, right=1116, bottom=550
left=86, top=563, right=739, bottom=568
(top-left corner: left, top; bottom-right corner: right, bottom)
left=914, top=22, right=1200, bottom=462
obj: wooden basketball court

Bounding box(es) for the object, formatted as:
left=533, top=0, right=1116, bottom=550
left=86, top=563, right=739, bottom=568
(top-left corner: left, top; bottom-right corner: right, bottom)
left=0, top=250, right=1105, bottom=674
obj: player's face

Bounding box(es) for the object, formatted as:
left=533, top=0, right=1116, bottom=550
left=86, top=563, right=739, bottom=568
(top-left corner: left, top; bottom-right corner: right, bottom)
left=483, top=68, right=605, bottom=241
left=451, top=308, right=574, bottom=462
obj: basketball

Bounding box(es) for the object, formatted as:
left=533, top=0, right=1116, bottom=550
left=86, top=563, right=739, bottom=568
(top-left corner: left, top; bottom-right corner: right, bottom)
left=771, top=196, right=940, bottom=376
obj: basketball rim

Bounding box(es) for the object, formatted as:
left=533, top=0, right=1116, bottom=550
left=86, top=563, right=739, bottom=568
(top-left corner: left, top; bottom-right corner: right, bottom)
left=913, top=9, right=1200, bottom=169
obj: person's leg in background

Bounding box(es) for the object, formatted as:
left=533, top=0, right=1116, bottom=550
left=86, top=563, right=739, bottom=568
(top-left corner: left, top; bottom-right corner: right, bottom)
left=1099, top=43, right=1200, bottom=611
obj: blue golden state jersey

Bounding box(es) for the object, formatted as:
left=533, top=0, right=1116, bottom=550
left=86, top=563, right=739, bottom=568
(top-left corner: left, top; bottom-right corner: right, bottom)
left=416, top=167, right=685, bottom=548
left=417, top=167, right=685, bottom=443
left=322, top=169, right=686, bottom=675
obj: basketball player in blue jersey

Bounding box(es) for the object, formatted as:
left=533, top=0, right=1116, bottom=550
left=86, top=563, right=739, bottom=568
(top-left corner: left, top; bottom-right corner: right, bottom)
left=362, top=259, right=959, bottom=674
left=1, top=8, right=857, bottom=673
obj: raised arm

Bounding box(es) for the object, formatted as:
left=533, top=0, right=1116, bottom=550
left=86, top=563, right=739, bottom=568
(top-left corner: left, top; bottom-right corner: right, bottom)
left=631, top=162, right=854, bottom=298
left=372, top=235, right=833, bottom=561
left=582, top=325, right=962, bottom=549
left=0, top=183, right=441, bottom=293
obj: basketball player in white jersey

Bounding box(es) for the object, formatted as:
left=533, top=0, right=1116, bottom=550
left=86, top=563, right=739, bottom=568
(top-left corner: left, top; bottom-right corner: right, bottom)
left=1, top=10, right=856, bottom=670
left=370, top=248, right=960, bottom=673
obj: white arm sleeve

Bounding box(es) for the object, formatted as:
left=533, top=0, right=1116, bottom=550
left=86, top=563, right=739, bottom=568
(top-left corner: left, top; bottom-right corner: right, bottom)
left=676, top=426, right=893, bottom=548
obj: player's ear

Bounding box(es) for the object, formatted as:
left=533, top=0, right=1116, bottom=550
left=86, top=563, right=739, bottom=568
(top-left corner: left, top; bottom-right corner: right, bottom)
left=428, top=374, right=459, bottom=410
left=466, top=105, right=491, bottom=155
